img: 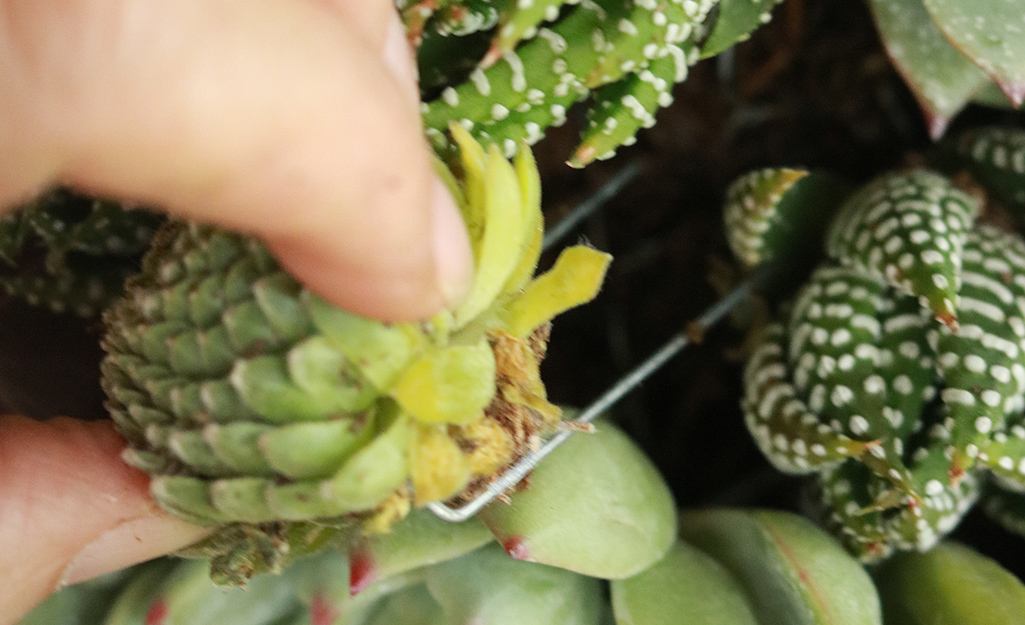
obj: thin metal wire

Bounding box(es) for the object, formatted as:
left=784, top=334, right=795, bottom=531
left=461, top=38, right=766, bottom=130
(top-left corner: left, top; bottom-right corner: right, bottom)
left=541, top=161, right=642, bottom=251
left=428, top=263, right=775, bottom=522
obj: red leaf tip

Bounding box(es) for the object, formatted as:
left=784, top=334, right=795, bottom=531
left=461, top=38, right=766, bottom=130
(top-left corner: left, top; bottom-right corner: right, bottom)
left=503, top=536, right=530, bottom=560
left=349, top=551, right=377, bottom=597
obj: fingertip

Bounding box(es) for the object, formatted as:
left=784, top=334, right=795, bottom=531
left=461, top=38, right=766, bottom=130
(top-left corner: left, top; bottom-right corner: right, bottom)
left=429, top=174, right=474, bottom=309
left=0, top=417, right=209, bottom=621
left=266, top=176, right=474, bottom=321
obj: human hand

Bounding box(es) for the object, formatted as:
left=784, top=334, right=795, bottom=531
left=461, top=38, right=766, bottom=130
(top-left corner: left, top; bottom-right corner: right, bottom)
left=0, top=1, right=473, bottom=621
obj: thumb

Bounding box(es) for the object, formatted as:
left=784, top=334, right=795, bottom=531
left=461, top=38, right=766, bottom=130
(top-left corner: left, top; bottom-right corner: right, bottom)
left=0, top=416, right=211, bottom=625
left=0, top=0, right=472, bottom=321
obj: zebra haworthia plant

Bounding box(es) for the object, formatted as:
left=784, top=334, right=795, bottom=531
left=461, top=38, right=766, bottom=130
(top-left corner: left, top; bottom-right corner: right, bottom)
left=99, top=129, right=611, bottom=583
left=731, top=128, right=1025, bottom=560
left=409, top=0, right=784, bottom=167
left=0, top=188, right=162, bottom=317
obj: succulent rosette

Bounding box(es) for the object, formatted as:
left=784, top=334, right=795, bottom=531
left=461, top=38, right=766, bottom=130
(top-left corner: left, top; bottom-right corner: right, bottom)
left=731, top=151, right=1025, bottom=560
left=99, top=128, right=611, bottom=581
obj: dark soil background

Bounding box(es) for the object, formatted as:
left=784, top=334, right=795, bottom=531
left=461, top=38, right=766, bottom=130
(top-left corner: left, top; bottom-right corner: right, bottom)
left=3, top=0, right=1024, bottom=588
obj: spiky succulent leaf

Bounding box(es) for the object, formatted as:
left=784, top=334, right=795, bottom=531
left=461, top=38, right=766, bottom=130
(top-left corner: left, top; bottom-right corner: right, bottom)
left=922, top=0, right=1025, bottom=105
left=868, top=0, right=991, bottom=138
left=742, top=321, right=874, bottom=476
left=483, top=0, right=573, bottom=67
left=700, top=0, right=784, bottom=59
left=723, top=168, right=851, bottom=269
left=948, top=126, right=1025, bottom=209
left=571, top=44, right=693, bottom=168
left=0, top=187, right=161, bottom=316
left=826, top=170, right=978, bottom=327
left=736, top=160, right=1025, bottom=559
left=422, top=0, right=722, bottom=162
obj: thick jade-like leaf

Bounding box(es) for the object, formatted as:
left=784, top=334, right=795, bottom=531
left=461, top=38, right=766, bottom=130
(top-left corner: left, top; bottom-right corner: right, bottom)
left=611, top=541, right=759, bottom=625
left=390, top=340, right=496, bottom=424
left=361, top=585, right=447, bottom=625
left=971, top=81, right=1023, bottom=109
left=677, top=509, right=882, bottom=625
left=869, top=0, right=990, bottom=138
left=923, top=0, right=1025, bottom=105
left=284, top=551, right=352, bottom=625
left=480, top=420, right=676, bottom=579
left=18, top=566, right=141, bottom=625
left=875, top=541, right=1025, bottom=624
left=103, top=559, right=301, bottom=625
left=426, top=544, right=604, bottom=625
left=102, top=560, right=182, bottom=625
left=348, top=509, right=494, bottom=595
left=701, top=0, right=784, bottom=58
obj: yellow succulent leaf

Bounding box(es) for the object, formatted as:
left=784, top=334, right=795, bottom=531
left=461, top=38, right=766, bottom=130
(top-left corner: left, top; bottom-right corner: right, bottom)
left=390, top=339, right=496, bottom=424
left=503, top=246, right=612, bottom=338
left=450, top=124, right=488, bottom=255
left=500, top=145, right=545, bottom=296
left=453, top=143, right=531, bottom=326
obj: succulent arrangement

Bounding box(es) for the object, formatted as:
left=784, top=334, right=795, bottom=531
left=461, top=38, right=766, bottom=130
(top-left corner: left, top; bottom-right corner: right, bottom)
left=26, top=416, right=1025, bottom=624
left=731, top=126, right=1025, bottom=561
left=99, top=128, right=611, bottom=583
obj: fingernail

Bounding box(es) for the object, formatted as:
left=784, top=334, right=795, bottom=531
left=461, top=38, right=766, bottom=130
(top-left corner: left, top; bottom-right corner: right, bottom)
left=382, top=14, right=419, bottom=104
left=431, top=176, right=473, bottom=308
left=59, top=515, right=211, bottom=588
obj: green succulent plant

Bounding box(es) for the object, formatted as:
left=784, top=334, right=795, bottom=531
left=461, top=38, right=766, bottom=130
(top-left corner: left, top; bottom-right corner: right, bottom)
left=868, top=0, right=1025, bottom=137
left=409, top=0, right=784, bottom=166
left=0, top=187, right=162, bottom=317
left=24, top=416, right=911, bottom=625
left=730, top=126, right=1025, bottom=561
left=98, top=129, right=611, bottom=583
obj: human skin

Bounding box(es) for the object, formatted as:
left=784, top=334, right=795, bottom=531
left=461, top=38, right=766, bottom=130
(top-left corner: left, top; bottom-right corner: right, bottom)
left=0, top=1, right=472, bottom=622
